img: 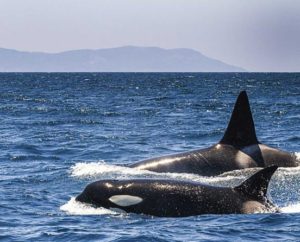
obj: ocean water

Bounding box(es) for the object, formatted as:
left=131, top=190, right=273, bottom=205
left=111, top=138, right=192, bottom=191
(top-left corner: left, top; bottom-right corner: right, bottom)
left=0, top=72, right=299, bottom=241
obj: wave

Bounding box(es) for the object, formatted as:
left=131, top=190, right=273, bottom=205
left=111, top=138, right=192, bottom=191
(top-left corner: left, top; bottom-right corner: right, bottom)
left=71, top=161, right=153, bottom=177
left=60, top=197, right=118, bottom=215
left=281, top=203, right=300, bottom=213
left=60, top=197, right=300, bottom=216
left=70, top=155, right=300, bottom=185
left=70, top=161, right=242, bottom=185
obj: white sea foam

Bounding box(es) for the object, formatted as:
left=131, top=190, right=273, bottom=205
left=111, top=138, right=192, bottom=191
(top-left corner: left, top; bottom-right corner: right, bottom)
left=70, top=161, right=241, bottom=185
left=274, top=166, right=300, bottom=178
left=70, top=158, right=300, bottom=187
left=60, top=198, right=300, bottom=216
left=70, top=161, right=154, bottom=177
left=281, top=203, right=300, bottom=214
left=60, top=197, right=117, bottom=215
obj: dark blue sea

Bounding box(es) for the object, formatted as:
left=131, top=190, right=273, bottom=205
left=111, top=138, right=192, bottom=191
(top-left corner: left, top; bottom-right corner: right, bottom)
left=0, top=73, right=299, bottom=241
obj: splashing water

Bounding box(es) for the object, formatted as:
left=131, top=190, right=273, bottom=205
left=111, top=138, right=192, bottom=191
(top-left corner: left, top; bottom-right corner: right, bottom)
left=70, top=161, right=153, bottom=177
left=70, top=161, right=243, bottom=185
left=281, top=203, right=300, bottom=214
left=60, top=197, right=118, bottom=215
left=60, top=199, right=300, bottom=216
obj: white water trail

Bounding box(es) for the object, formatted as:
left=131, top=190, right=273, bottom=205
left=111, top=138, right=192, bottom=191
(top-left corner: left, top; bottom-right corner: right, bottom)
left=281, top=203, right=300, bottom=214
left=70, top=161, right=242, bottom=185
left=60, top=197, right=118, bottom=215
left=60, top=197, right=300, bottom=216
left=71, top=161, right=152, bottom=177
left=70, top=154, right=300, bottom=186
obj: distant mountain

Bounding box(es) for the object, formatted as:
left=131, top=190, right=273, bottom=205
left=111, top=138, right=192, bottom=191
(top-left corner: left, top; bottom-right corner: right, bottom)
left=0, top=46, right=245, bottom=72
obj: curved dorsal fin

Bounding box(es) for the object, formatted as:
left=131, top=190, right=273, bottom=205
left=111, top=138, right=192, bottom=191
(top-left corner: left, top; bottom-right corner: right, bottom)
left=220, top=91, right=259, bottom=147
left=234, top=166, right=278, bottom=200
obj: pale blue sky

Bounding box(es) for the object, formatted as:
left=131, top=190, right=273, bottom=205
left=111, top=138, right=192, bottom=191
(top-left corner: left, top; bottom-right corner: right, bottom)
left=0, top=0, right=299, bottom=71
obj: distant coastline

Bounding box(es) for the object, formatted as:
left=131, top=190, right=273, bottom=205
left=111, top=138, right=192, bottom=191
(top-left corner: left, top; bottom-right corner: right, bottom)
left=0, top=46, right=245, bottom=72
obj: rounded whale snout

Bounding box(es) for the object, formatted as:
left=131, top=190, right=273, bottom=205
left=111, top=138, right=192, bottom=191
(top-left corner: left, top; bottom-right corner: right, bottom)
left=76, top=191, right=90, bottom=203
left=76, top=181, right=102, bottom=204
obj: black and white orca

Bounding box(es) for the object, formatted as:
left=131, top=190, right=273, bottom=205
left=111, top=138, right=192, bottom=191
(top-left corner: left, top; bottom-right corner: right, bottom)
left=129, top=91, right=297, bottom=176
left=76, top=166, right=279, bottom=217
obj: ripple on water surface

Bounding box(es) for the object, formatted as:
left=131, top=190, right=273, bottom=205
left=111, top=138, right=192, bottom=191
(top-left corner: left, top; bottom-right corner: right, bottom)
left=0, top=73, right=299, bottom=241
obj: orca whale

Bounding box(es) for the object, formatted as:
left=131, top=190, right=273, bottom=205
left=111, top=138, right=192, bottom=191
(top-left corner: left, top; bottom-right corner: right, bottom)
left=76, top=166, right=279, bottom=217
left=129, top=91, right=297, bottom=176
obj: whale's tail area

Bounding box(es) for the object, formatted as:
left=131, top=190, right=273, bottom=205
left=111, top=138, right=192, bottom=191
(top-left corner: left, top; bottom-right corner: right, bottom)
left=234, top=166, right=278, bottom=200
left=220, top=91, right=259, bottom=147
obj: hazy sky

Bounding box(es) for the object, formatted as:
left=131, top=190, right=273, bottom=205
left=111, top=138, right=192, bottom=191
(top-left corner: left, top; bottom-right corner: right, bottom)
left=0, top=0, right=299, bottom=71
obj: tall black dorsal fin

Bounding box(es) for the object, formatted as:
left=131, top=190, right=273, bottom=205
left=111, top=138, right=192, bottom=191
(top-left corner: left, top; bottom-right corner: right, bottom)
left=220, top=91, right=259, bottom=147
left=234, top=166, right=278, bottom=200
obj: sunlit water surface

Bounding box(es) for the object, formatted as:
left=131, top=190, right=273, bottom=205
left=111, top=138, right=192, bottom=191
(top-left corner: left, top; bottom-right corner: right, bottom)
left=0, top=73, right=299, bottom=241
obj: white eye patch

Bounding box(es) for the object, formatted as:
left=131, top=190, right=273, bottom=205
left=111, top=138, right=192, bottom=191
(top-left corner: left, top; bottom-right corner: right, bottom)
left=109, top=195, right=143, bottom=207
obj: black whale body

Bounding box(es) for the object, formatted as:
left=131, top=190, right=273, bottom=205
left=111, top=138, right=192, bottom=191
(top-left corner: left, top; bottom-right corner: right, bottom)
left=129, top=91, right=297, bottom=176
left=76, top=166, right=279, bottom=217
